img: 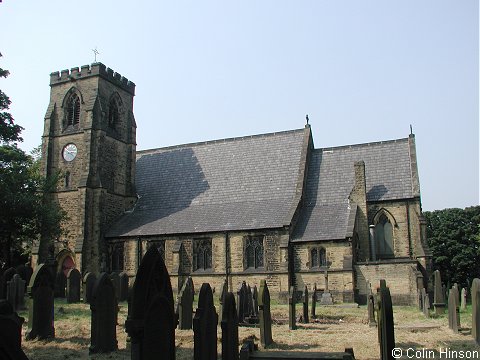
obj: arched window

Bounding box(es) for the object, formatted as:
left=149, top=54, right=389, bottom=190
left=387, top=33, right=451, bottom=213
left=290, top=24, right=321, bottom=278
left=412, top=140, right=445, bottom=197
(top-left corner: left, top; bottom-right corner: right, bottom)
left=193, top=238, right=212, bottom=271
left=319, top=247, right=327, bottom=267
left=245, top=236, right=264, bottom=269
left=310, top=246, right=327, bottom=268
left=375, top=213, right=394, bottom=258
left=311, top=248, right=319, bottom=267
left=108, top=99, right=119, bottom=129
left=67, top=93, right=80, bottom=127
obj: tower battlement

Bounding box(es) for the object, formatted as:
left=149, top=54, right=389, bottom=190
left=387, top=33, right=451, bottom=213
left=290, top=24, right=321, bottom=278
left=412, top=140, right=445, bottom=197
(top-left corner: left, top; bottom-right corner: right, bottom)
left=49, top=63, right=135, bottom=96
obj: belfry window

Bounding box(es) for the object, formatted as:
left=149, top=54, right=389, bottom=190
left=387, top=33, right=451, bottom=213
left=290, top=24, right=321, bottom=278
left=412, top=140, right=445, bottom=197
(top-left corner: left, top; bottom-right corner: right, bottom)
left=375, top=214, right=394, bottom=258
left=67, top=93, right=80, bottom=127
left=108, top=99, right=119, bottom=129
left=193, top=238, right=212, bottom=271
left=245, top=236, right=264, bottom=269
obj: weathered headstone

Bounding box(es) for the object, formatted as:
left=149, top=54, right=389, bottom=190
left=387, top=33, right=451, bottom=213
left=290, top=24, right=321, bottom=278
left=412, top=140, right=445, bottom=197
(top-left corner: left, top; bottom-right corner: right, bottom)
left=221, top=292, right=239, bottom=360
left=237, top=281, right=248, bottom=323
left=258, top=280, right=273, bottom=347
left=433, top=270, right=446, bottom=315
left=311, top=283, right=317, bottom=319
left=302, top=285, right=309, bottom=323
left=448, top=285, right=459, bottom=333
left=421, top=288, right=430, bottom=318
left=0, top=299, right=29, bottom=360
left=376, top=280, right=395, bottom=360
left=7, top=274, right=25, bottom=311
left=0, top=267, right=16, bottom=300
left=252, top=285, right=259, bottom=317
left=178, top=276, right=194, bottom=329
left=119, top=271, right=129, bottom=301
left=472, top=278, right=480, bottom=344
left=54, top=271, right=66, bottom=298
left=461, top=287, right=467, bottom=311
left=367, top=294, right=376, bottom=327
left=125, top=246, right=175, bottom=360
left=193, top=283, right=218, bottom=360
left=26, top=263, right=55, bottom=340
left=288, top=286, right=296, bottom=330
left=218, top=278, right=228, bottom=323
left=319, top=270, right=333, bottom=305
left=89, top=273, right=118, bottom=353
left=82, top=272, right=96, bottom=304
left=66, top=268, right=81, bottom=303
left=109, top=272, right=121, bottom=301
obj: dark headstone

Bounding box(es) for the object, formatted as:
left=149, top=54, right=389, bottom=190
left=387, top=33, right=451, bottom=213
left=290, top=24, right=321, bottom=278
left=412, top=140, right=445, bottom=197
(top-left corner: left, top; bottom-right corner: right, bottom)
left=433, top=270, right=445, bottom=315
left=376, top=280, right=395, bottom=360
left=178, top=276, right=194, bottom=330
left=368, top=294, right=376, bottom=327
left=66, top=268, right=81, bottom=303
left=15, top=264, right=32, bottom=292
left=125, top=246, right=175, bottom=360
left=448, top=285, right=459, bottom=333
left=302, top=286, right=309, bottom=323
left=252, top=285, right=259, bottom=317
left=0, top=300, right=29, bottom=360
left=26, top=263, right=55, bottom=340
left=109, top=272, right=120, bottom=301
left=472, top=278, right=480, bottom=344
left=258, top=280, right=273, bottom=347
left=288, top=286, right=296, bottom=330
left=311, top=283, right=317, bottom=319
left=89, top=273, right=118, bottom=353
left=0, top=267, right=16, bottom=300
left=82, top=272, right=96, bottom=304
left=193, top=283, right=218, bottom=360
left=218, top=278, right=228, bottom=323
left=54, top=271, right=66, bottom=298
left=7, top=274, right=25, bottom=311
left=237, top=281, right=248, bottom=323
left=119, top=271, right=129, bottom=301
left=221, top=292, right=239, bottom=360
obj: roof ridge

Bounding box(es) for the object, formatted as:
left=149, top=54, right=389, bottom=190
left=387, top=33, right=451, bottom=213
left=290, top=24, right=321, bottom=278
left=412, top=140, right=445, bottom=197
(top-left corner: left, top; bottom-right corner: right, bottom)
left=319, top=137, right=409, bottom=152
left=137, top=128, right=306, bottom=155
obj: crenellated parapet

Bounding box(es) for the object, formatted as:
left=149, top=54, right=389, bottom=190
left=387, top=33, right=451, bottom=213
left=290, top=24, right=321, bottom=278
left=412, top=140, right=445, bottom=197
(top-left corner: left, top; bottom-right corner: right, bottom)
left=49, top=62, right=135, bottom=95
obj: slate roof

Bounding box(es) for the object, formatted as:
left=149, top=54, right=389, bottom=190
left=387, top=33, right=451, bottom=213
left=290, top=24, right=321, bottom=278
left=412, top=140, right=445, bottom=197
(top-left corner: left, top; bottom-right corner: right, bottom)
left=292, top=137, right=416, bottom=242
left=106, top=129, right=307, bottom=237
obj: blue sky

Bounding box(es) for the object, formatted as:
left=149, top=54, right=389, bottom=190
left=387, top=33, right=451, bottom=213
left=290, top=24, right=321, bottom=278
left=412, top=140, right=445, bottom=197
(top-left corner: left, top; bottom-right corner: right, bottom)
left=1, top=1, right=478, bottom=211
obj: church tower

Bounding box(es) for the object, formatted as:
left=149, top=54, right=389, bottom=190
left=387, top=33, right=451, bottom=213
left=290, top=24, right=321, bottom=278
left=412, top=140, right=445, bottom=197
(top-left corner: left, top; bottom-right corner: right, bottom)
left=35, top=63, right=137, bottom=274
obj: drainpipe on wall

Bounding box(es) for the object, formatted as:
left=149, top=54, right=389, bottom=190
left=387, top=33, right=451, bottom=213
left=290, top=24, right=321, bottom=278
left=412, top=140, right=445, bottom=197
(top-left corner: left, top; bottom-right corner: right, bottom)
left=406, top=201, right=413, bottom=258
left=225, top=231, right=230, bottom=291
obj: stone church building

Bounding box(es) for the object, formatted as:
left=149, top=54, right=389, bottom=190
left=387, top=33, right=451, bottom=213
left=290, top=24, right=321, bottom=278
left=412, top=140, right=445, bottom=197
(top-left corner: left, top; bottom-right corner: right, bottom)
left=33, top=63, right=431, bottom=304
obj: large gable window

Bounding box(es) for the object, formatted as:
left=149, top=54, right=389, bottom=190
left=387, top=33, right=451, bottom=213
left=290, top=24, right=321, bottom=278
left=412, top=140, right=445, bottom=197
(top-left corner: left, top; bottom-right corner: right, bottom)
left=375, top=213, right=394, bottom=258
left=67, top=93, right=80, bottom=127
left=193, top=238, right=212, bottom=271
left=245, top=236, right=264, bottom=269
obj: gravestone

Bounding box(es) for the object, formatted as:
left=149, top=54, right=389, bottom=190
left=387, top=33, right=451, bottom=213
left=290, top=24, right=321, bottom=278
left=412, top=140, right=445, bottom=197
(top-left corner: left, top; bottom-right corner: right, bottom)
left=178, top=276, right=194, bottom=329
left=218, top=278, right=228, bottom=323
left=311, top=283, right=317, bottom=319
left=26, top=263, right=55, bottom=340
left=320, top=270, right=333, bottom=305
left=15, top=264, right=32, bottom=292
left=7, top=273, right=25, bottom=311
left=376, top=280, right=395, bottom=360
left=82, top=272, right=96, bottom=304
left=302, top=285, right=309, bottom=323
left=367, top=294, right=376, bottom=327
left=258, top=280, right=273, bottom=347
left=472, top=278, right=480, bottom=344
left=109, top=272, right=121, bottom=301
left=421, top=288, right=430, bottom=318
left=0, top=267, right=16, bottom=300
left=237, top=281, right=248, bottom=323
left=0, top=299, right=29, bottom=360
left=125, top=246, right=175, bottom=360
left=119, top=271, right=129, bottom=301
left=288, top=286, right=296, bottom=330
left=433, top=270, right=446, bottom=315
left=221, top=292, right=239, bottom=360
left=193, top=283, right=218, bottom=360
left=54, top=271, right=66, bottom=298
left=66, top=268, right=81, bottom=303
left=448, top=286, right=459, bottom=333
left=89, top=273, right=118, bottom=353
left=461, top=288, right=467, bottom=311
left=252, top=285, right=259, bottom=317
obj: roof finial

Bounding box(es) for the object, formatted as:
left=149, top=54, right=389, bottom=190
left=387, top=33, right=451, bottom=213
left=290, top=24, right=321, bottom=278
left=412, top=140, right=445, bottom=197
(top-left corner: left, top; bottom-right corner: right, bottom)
left=410, top=124, right=413, bottom=135
left=92, top=47, right=100, bottom=62
left=306, top=114, right=309, bottom=125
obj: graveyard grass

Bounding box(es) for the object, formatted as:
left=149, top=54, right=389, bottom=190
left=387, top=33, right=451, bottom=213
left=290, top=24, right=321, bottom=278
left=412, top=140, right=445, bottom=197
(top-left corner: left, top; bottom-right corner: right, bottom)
left=18, top=299, right=480, bottom=360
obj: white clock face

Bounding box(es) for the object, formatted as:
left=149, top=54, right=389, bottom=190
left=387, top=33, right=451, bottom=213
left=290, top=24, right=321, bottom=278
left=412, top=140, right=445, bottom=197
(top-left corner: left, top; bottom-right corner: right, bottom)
left=62, top=143, right=78, bottom=162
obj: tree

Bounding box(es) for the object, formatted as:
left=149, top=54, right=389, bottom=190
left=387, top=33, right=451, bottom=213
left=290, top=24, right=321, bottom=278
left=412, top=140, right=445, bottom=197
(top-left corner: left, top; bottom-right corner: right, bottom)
left=425, top=206, right=480, bottom=289
left=0, top=53, right=23, bottom=144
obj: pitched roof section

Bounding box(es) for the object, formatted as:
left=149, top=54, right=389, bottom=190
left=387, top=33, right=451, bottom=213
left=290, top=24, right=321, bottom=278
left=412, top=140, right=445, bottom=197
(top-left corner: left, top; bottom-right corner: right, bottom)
left=292, top=137, right=416, bottom=242
left=107, top=128, right=308, bottom=237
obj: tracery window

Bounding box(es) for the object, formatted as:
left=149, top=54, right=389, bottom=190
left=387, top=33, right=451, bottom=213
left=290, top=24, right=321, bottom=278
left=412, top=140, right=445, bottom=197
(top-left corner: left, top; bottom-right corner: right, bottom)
left=310, top=246, right=327, bottom=268
left=193, top=238, right=212, bottom=271
left=245, top=236, right=264, bottom=269
left=108, top=99, right=119, bottom=129
left=67, top=93, right=80, bottom=127
left=375, top=213, right=394, bottom=258
left=111, top=242, right=124, bottom=271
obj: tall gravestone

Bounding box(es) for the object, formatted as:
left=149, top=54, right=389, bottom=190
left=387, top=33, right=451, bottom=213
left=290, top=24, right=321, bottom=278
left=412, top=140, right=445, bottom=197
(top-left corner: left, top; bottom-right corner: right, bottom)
left=125, top=246, right=175, bottom=360
left=433, top=270, right=446, bottom=315
left=7, top=273, right=25, bottom=311
left=178, top=276, right=194, bottom=330
left=218, top=278, right=228, bottom=323
left=461, top=288, right=467, bottom=311
left=0, top=299, right=29, bottom=360
left=83, top=272, right=96, bottom=304
left=0, top=267, right=16, bottom=300
left=288, top=286, right=296, bottom=330
left=302, top=285, right=309, bottom=323
left=421, top=288, right=430, bottom=318
left=221, top=292, right=239, bottom=360
left=237, top=281, right=248, bottom=323
left=252, top=285, right=259, bottom=318
left=367, top=294, right=376, bottom=327
left=311, top=283, right=317, bottom=319
left=119, top=271, right=129, bottom=301
left=258, top=280, right=273, bottom=347
left=66, top=268, right=81, bottom=303
left=54, top=271, right=66, bottom=298
left=89, top=273, right=118, bottom=353
left=472, top=278, right=480, bottom=344
left=26, top=263, right=55, bottom=340
left=193, top=283, right=218, bottom=360
left=448, top=286, right=459, bottom=333
left=376, top=280, right=395, bottom=360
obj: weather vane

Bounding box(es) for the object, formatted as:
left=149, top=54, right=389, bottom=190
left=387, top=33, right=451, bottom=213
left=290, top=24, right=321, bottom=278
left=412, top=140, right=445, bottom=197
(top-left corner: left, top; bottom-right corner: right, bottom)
left=92, top=47, right=100, bottom=62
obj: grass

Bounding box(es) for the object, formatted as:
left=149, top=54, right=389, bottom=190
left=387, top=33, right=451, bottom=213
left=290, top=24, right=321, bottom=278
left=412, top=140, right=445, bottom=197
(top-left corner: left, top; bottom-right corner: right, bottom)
left=19, top=299, right=480, bottom=360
